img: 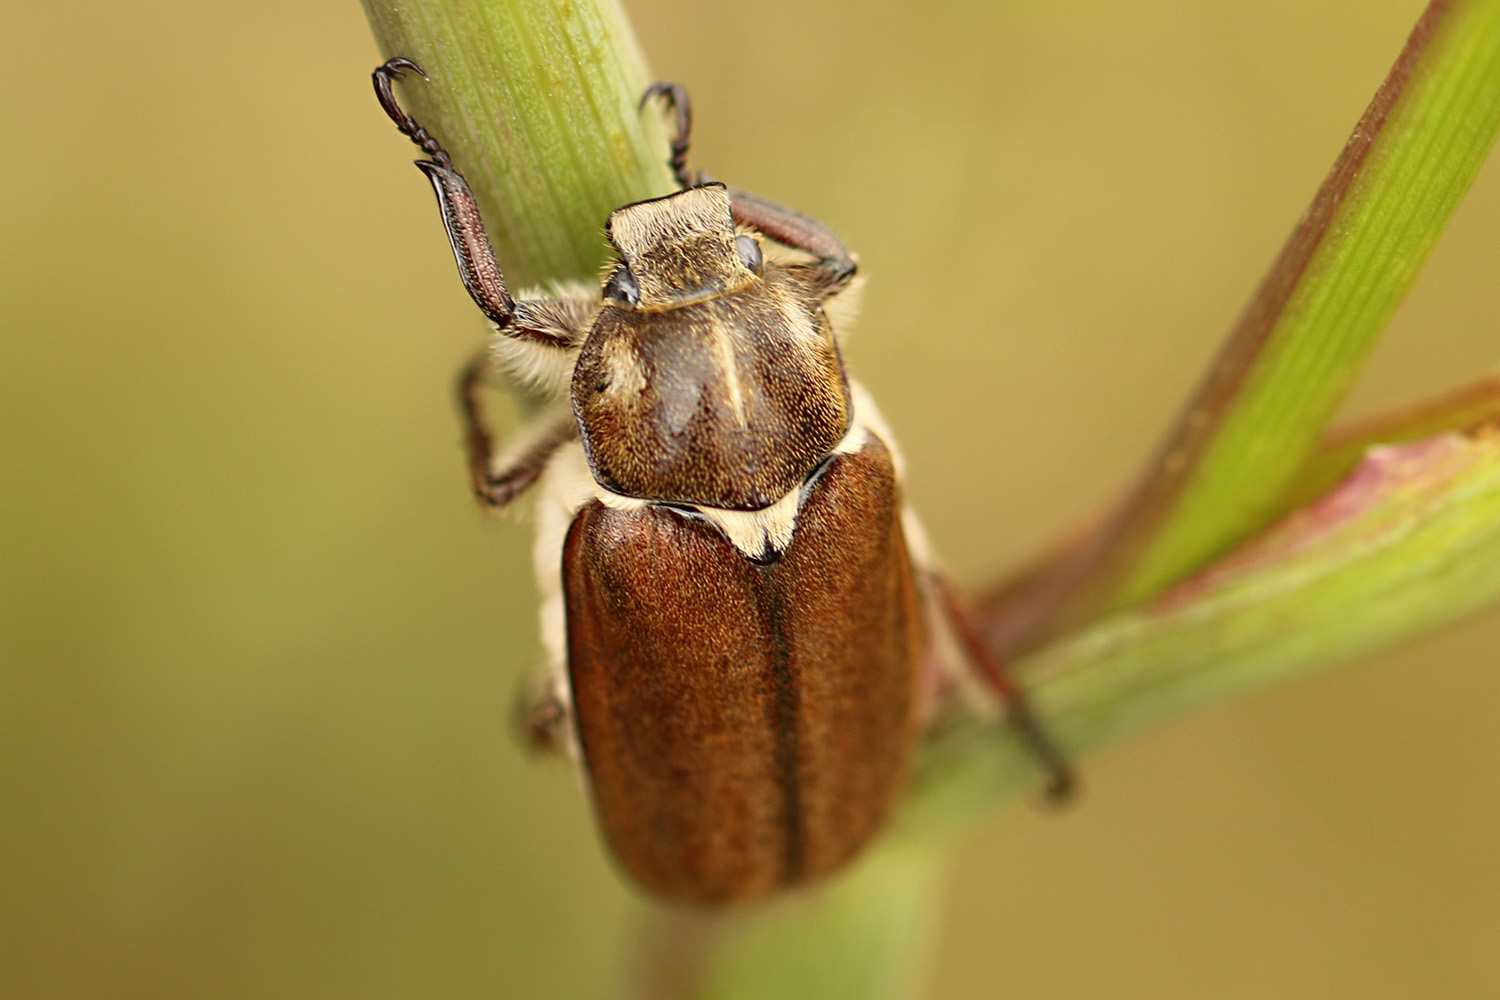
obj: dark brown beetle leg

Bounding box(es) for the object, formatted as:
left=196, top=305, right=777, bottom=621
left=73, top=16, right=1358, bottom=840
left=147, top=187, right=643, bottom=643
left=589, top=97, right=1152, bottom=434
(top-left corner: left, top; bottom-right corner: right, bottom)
left=515, top=683, right=571, bottom=754
left=457, top=354, right=579, bottom=509
left=413, top=161, right=523, bottom=332
left=375, top=59, right=574, bottom=349
left=932, top=575, right=1076, bottom=802
left=726, top=187, right=859, bottom=299
left=640, top=81, right=703, bottom=189
left=637, top=80, right=856, bottom=297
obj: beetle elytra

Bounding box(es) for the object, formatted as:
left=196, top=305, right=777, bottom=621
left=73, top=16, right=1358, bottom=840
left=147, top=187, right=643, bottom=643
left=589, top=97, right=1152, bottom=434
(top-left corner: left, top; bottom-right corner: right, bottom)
left=373, top=59, right=1070, bottom=905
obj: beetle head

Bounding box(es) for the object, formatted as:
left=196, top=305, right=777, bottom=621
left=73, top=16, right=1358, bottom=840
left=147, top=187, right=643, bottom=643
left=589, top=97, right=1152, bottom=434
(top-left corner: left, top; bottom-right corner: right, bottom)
left=604, top=183, right=760, bottom=311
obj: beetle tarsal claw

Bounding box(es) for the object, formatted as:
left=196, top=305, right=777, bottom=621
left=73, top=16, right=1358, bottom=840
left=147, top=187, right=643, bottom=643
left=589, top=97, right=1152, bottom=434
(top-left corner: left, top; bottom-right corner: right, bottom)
left=639, top=80, right=697, bottom=189
left=372, top=57, right=452, bottom=168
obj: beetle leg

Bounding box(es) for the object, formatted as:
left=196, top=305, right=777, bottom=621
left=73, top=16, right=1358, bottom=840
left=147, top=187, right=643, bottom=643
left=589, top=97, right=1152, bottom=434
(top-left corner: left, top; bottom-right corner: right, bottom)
left=514, top=678, right=572, bottom=755
left=412, top=160, right=525, bottom=333
left=636, top=80, right=856, bottom=297
left=931, top=575, right=1076, bottom=802
left=726, top=187, right=859, bottom=300
left=376, top=59, right=580, bottom=350
left=457, top=354, right=580, bottom=509
left=373, top=57, right=453, bottom=166
left=639, top=81, right=703, bottom=189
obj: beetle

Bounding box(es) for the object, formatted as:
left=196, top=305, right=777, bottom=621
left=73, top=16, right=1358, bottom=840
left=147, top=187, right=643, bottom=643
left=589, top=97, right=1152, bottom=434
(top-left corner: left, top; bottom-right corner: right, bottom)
left=372, top=58, right=1070, bottom=905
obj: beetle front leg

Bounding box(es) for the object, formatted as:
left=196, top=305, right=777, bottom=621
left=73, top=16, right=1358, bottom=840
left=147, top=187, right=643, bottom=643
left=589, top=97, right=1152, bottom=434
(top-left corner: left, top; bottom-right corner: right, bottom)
left=639, top=80, right=856, bottom=296
left=640, top=81, right=703, bottom=189
left=374, top=59, right=521, bottom=331
left=931, top=575, right=1076, bottom=802
left=376, top=59, right=587, bottom=352
left=726, top=187, right=859, bottom=298
left=457, top=354, right=579, bottom=509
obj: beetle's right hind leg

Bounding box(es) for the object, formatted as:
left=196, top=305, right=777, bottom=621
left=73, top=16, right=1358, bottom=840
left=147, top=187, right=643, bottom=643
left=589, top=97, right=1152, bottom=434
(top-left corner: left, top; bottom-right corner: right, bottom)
left=457, top=354, right=580, bottom=510
left=931, top=575, right=1076, bottom=802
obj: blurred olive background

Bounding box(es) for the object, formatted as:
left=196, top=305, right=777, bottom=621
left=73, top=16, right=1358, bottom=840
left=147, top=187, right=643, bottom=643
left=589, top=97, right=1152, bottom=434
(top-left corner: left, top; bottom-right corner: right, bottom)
left=4, top=0, right=1500, bottom=997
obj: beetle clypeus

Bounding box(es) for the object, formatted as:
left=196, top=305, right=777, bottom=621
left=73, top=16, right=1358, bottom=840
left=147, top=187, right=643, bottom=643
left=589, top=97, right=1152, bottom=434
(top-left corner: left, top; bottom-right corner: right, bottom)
left=373, top=58, right=1071, bottom=905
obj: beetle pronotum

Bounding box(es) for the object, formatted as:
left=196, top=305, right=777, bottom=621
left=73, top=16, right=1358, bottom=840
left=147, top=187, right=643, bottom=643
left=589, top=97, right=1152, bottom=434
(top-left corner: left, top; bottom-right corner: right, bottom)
left=373, top=58, right=1070, bottom=905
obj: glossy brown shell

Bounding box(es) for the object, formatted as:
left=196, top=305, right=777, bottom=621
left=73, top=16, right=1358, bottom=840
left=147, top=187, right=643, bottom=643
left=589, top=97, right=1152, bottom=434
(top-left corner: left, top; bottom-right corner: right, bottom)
left=562, top=436, right=924, bottom=904
left=571, top=266, right=851, bottom=511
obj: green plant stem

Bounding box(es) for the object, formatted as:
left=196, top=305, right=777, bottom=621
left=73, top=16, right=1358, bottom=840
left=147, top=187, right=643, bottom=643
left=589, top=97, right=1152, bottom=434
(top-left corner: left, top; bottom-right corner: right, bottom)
left=1287, top=368, right=1500, bottom=510
left=975, top=371, right=1500, bottom=669
left=1110, top=0, right=1500, bottom=606
left=912, top=429, right=1500, bottom=826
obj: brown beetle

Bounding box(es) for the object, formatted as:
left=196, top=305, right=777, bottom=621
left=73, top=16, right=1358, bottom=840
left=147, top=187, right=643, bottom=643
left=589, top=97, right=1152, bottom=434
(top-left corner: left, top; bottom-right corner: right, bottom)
left=373, top=60, right=1069, bottom=905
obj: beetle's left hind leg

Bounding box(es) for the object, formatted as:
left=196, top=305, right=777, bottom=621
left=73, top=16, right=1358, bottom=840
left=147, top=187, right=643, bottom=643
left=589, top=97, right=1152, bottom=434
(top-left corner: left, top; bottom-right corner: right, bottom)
left=931, top=575, right=1076, bottom=802
left=457, top=354, right=579, bottom=509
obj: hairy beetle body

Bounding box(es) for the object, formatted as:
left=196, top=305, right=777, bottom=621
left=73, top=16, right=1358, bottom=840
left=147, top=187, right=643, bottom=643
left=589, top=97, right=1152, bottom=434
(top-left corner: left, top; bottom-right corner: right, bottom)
left=372, top=61, right=1070, bottom=906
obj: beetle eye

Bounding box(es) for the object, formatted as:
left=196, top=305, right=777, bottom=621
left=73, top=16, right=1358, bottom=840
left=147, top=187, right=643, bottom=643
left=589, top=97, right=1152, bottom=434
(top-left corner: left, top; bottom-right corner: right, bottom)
left=602, top=265, right=640, bottom=307
left=735, top=235, right=763, bottom=274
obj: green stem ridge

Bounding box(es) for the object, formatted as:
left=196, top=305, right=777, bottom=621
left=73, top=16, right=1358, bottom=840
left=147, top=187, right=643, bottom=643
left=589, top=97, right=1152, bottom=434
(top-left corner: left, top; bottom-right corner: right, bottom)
left=1288, top=368, right=1500, bottom=510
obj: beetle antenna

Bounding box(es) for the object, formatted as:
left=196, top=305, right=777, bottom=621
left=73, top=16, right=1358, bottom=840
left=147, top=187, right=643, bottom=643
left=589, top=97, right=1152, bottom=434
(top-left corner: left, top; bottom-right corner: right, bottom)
left=640, top=81, right=702, bottom=189
left=373, top=57, right=454, bottom=169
